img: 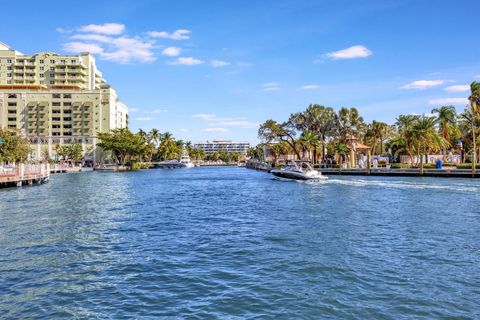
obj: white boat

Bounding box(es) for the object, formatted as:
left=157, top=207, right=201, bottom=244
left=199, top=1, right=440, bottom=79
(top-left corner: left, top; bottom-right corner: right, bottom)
left=270, top=160, right=327, bottom=181
left=179, top=149, right=194, bottom=168
left=156, top=149, right=194, bottom=169
left=155, top=159, right=183, bottom=169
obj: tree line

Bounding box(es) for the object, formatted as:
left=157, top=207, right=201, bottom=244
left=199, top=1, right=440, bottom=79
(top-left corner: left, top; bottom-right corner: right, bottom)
left=97, top=128, right=241, bottom=166
left=256, top=81, right=480, bottom=168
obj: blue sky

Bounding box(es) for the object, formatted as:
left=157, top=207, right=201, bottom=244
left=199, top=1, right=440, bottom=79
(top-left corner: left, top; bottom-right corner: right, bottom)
left=2, top=0, right=479, bottom=144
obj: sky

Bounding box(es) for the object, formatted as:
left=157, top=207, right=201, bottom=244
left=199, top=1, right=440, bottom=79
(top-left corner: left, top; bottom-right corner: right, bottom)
left=2, top=0, right=479, bottom=144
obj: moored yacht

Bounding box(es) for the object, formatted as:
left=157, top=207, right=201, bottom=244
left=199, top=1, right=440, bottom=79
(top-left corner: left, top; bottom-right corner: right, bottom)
left=270, top=160, right=327, bottom=181
left=179, top=149, right=194, bottom=168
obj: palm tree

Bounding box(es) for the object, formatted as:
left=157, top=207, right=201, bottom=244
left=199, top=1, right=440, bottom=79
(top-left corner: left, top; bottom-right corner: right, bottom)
left=338, top=107, right=364, bottom=143
left=298, top=130, right=320, bottom=163
left=159, top=132, right=178, bottom=160
left=395, top=115, right=418, bottom=164
left=411, top=115, right=448, bottom=174
left=431, top=105, right=456, bottom=158
left=149, top=128, right=160, bottom=147
left=468, top=81, right=480, bottom=174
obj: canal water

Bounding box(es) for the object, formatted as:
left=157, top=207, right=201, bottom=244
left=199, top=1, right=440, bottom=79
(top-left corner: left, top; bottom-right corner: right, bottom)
left=1, top=167, right=479, bottom=319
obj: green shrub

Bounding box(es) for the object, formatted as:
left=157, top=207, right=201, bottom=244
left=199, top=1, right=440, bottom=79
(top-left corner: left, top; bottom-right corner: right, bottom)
left=442, top=162, right=456, bottom=167
left=456, top=163, right=480, bottom=169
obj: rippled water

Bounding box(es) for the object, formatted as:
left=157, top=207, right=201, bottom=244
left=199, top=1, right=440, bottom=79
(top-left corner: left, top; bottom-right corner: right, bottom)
left=1, top=167, right=479, bottom=319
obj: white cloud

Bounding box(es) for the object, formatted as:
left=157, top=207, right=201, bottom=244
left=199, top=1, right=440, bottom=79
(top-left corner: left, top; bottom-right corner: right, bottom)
left=444, top=85, right=470, bottom=92
left=63, top=42, right=104, bottom=54
left=300, top=84, right=320, bottom=90
left=429, top=98, right=469, bottom=105
left=79, top=23, right=125, bottom=35
left=129, top=108, right=140, bottom=113
left=147, top=29, right=191, bottom=40
left=193, top=114, right=216, bottom=121
left=400, top=80, right=446, bottom=90
left=325, top=45, right=372, bottom=60
left=475, top=75, right=480, bottom=79
left=210, top=60, right=230, bottom=68
left=150, top=109, right=168, bottom=114
left=64, top=35, right=155, bottom=63
left=71, top=34, right=113, bottom=43
left=262, top=82, right=280, bottom=91
left=168, top=57, right=204, bottom=65
left=193, top=114, right=258, bottom=128
left=201, top=127, right=229, bottom=133
left=135, top=117, right=155, bottom=121
left=313, top=59, right=324, bottom=64
left=162, top=47, right=181, bottom=57
left=178, top=128, right=189, bottom=132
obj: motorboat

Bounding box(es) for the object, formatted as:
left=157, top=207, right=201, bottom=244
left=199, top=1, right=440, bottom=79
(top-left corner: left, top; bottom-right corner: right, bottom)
left=179, top=149, right=194, bottom=168
left=155, top=149, right=195, bottom=169
left=270, top=160, right=327, bottom=181
left=155, top=159, right=183, bottom=169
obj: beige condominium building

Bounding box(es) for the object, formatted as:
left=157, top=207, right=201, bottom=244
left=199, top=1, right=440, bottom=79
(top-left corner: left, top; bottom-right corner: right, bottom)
left=0, top=41, right=128, bottom=162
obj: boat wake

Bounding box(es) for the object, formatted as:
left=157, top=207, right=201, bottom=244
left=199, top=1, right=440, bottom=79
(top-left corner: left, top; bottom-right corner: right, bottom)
left=324, top=178, right=479, bottom=193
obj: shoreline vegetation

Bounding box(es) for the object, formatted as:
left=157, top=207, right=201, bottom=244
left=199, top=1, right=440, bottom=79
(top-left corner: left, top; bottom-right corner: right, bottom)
left=253, top=81, right=480, bottom=175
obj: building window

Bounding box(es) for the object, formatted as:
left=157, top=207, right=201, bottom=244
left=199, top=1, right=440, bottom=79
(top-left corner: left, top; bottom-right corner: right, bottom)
left=8, top=125, right=16, bottom=128
left=64, top=125, right=72, bottom=129
left=63, top=117, right=72, bottom=121
left=40, top=66, right=44, bottom=71
left=52, top=132, right=60, bottom=136
left=7, top=80, right=12, bottom=84
left=52, top=125, right=61, bottom=128
left=7, top=94, right=16, bottom=98
left=63, top=102, right=72, bottom=106
left=50, top=81, right=54, bottom=84
left=52, top=102, right=61, bottom=106
left=7, top=73, right=12, bottom=77
left=40, top=80, right=44, bottom=84
left=8, top=110, right=16, bottom=114
left=64, top=110, right=72, bottom=114
left=63, top=94, right=72, bottom=98
left=50, top=73, right=54, bottom=77
left=52, top=110, right=61, bottom=114
left=71, top=60, right=77, bottom=65
left=50, top=67, right=54, bottom=71
left=7, top=59, right=12, bottom=63
left=52, top=117, right=61, bottom=121
left=39, top=59, right=44, bottom=64
left=8, top=102, right=17, bottom=106
left=7, top=66, right=12, bottom=70
left=40, top=74, right=44, bottom=78
left=60, top=60, right=66, bottom=64
left=8, top=117, right=16, bottom=121
left=50, top=60, right=55, bottom=64
left=52, top=94, right=61, bottom=98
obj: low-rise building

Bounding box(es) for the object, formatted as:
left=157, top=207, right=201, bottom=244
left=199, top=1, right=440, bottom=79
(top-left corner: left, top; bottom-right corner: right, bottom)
left=194, top=140, right=250, bottom=155
left=0, top=42, right=128, bottom=162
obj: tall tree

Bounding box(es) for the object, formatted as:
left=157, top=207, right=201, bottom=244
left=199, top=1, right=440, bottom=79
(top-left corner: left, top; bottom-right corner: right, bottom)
left=431, top=105, right=456, bottom=158
left=258, top=119, right=301, bottom=158
left=0, top=129, right=31, bottom=163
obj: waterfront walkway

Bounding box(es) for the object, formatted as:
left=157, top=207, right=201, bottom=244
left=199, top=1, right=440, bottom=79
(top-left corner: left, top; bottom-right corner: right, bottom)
left=0, top=164, right=50, bottom=188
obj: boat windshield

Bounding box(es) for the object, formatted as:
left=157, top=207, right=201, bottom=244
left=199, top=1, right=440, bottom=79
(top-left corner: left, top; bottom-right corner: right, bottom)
left=285, top=160, right=314, bottom=171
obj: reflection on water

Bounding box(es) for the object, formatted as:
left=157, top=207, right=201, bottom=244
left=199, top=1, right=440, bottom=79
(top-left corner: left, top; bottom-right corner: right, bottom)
left=0, top=168, right=479, bottom=319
